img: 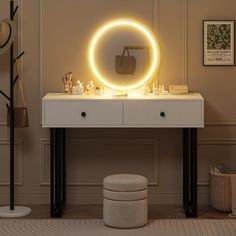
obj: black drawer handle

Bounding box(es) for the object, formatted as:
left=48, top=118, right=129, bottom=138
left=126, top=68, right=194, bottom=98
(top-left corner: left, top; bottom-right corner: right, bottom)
left=81, top=112, right=86, bottom=118
left=160, top=112, right=165, bottom=118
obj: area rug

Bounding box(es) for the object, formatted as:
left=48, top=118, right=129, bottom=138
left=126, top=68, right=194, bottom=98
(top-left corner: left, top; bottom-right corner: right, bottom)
left=0, top=219, right=236, bottom=236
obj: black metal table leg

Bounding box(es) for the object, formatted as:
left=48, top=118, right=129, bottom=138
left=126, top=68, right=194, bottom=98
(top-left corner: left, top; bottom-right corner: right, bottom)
left=62, top=128, right=66, bottom=204
left=50, top=128, right=66, bottom=217
left=190, top=128, right=197, bottom=217
left=183, top=128, right=189, bottom=209
left=183, top=128, right=197, bottom=217
left=50, top=129, right=55, bottom=217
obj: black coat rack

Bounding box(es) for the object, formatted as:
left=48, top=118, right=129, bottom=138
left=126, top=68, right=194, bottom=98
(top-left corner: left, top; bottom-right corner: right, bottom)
left=0, top=1, right=30, bottom=216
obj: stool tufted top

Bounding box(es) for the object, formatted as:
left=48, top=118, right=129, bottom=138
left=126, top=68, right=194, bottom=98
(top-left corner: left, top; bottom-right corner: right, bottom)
left=103, top=174, right=147, bottom=191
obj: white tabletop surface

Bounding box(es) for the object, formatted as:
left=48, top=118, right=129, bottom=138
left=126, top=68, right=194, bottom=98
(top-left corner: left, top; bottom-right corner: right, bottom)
left=43, top=93, right=203, bottom=101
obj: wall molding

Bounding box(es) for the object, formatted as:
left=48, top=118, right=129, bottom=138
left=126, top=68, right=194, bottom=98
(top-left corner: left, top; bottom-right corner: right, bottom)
left=198, top=138, right=236, bottom=145
left=39, top=0, right=44, bottom=111
left=40, top=138, right=50, bottom=186
left=181, top=0, right=188, bottom=85
left=197, top=181, right=208, bottom=186
left=153, top=0, right=159, bottom=83
left=153, top=0, right=159, bottom=35
left=0, top=138, right=23, bottom=186
left=39, top=0, right=46, bottom=125
left=40, top=137, right=159, bottom=187
left=205, top=121, right=236, bottom=126
left=0, top=122, right=7, bottom=127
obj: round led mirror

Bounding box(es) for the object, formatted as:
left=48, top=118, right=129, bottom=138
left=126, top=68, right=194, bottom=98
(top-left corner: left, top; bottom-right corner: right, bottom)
left=89, top=19, right=161, bottom=91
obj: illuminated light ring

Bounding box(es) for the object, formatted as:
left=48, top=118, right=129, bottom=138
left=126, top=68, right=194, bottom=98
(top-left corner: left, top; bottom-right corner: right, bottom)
left=89, top=19, right=161, bottom=91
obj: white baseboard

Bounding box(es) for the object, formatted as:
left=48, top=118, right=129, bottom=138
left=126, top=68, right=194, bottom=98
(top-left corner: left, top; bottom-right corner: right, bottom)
left=0, top=193, right=50, bottom=205
left=0, top=193, right=209, bottom=205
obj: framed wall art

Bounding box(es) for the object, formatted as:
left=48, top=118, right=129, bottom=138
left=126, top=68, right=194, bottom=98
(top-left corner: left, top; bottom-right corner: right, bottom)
left=203, top=20, right=235, bottom=66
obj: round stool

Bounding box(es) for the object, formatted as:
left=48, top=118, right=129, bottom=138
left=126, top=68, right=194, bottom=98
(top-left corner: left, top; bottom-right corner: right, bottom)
left=103, top=174, right=148, bottom=228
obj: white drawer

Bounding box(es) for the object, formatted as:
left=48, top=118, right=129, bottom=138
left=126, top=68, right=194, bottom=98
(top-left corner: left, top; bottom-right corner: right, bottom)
left=43, top=101, right=123, bottom=127
left=124, top=101, right=203, bottom=127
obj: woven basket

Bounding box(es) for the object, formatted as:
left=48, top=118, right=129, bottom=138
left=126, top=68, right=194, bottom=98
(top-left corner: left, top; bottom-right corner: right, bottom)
left=210, top=169, right=233, bottom=212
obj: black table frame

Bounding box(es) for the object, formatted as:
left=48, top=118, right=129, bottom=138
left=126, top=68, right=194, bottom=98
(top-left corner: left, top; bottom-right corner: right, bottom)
left=50, top=128, right=197, bottom=218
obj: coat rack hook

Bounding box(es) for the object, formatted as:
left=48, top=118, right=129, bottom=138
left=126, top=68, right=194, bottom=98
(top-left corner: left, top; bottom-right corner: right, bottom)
left=6, top=103, right=10, bottom=111
left=12, top=6, right=19, bottom=18
left=13, top=75, right=19, bottom=86
left=14, top=51, right=25, bottom=62
left=0, top=90, right=11, bottom=101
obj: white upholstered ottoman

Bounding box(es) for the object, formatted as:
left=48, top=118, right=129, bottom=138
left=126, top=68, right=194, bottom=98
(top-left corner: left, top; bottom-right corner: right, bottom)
left=103, top=174, right=148, bottom=228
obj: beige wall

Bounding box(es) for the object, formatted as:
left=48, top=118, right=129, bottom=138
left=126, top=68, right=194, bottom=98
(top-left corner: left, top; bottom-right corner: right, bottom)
left=0, top=0, right=236, bottom=205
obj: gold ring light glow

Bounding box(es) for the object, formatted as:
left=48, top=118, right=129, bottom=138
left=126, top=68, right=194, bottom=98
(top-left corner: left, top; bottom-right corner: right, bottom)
left=89, top=19, right=161, bottom=91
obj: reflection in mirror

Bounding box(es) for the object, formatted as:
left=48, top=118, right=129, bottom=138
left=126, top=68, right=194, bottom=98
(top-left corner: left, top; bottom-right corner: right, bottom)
left=90, top=21, right=159, bottom=91
left=95, top=27, right=152, bottom=87
left=115, top=46, right=150, bottom=76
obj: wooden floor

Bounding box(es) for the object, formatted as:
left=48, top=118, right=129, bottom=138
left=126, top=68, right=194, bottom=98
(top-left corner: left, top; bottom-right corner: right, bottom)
left=19, top=205, right=231, bottom=219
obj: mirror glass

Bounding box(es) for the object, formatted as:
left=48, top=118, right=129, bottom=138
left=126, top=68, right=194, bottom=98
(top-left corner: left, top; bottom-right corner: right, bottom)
left=89, top=20, right=160, bottom=91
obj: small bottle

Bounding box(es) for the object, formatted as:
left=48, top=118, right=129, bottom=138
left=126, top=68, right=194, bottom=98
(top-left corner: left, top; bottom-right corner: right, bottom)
left=144, top=85, right=150, bottom=95
left=86, top=81, right=95, bottom=95
left=95, top=87, right=102, bottom=95
left=76, top=80, right=84, bottom=95
left=72, top=86, right=78, bottom=94
left=153, top=83, right=159, bottom=95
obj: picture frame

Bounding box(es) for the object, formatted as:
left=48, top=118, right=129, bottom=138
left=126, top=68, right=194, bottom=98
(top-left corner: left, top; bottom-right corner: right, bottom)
left=203, top=20, right=235, bottom=66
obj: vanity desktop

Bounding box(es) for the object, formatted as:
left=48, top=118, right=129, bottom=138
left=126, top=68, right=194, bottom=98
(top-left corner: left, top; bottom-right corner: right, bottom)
left=42, top=93, right=204, bottom=217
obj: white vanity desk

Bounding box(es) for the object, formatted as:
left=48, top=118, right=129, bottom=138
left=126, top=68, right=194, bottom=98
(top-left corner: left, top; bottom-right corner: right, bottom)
left=42, top=93, right=204, bottom=217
